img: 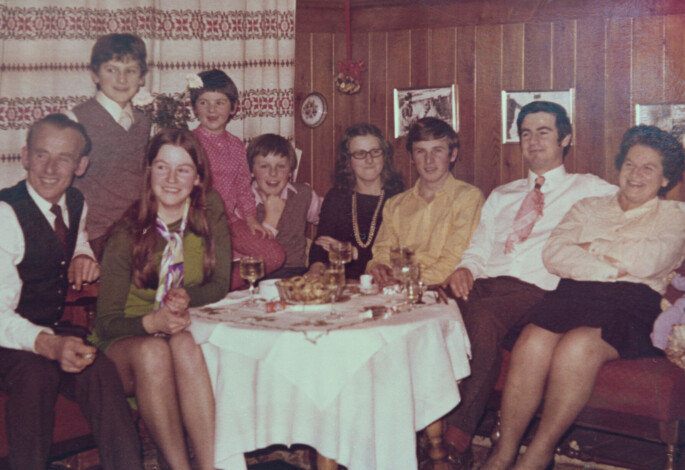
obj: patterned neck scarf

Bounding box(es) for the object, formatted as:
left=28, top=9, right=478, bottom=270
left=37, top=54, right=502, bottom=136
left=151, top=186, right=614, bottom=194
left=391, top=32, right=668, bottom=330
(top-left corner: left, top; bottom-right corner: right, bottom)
left=154, top=199, right=190, bottom=310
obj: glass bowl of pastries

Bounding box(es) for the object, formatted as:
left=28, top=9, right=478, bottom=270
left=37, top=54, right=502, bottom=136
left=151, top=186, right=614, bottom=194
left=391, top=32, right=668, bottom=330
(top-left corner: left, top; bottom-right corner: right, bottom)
left=276, top=275, right=344, bottom=305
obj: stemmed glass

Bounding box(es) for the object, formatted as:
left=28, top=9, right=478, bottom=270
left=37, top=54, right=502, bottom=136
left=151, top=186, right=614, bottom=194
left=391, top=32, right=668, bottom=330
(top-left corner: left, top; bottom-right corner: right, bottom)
left=405, top=262, right=422, bottom=304
left=390, top=246, right=415, bottom=290
left=323, top=264, right=346, bottom=319
left=329, top=241, right=352, bottom=272
left=239, top=256, right=265, bottom=304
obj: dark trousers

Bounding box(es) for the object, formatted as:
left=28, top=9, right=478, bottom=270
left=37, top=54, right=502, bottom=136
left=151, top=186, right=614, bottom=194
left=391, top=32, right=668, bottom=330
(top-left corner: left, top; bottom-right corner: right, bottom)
left=0, top=348, right=143, bottom=470
left=446, top=276, right=546, bottom=437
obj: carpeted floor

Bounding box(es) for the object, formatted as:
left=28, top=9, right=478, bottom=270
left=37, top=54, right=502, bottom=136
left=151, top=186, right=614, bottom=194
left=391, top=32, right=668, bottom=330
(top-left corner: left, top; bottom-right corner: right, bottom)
left=52, top=419, right=683, bottom=470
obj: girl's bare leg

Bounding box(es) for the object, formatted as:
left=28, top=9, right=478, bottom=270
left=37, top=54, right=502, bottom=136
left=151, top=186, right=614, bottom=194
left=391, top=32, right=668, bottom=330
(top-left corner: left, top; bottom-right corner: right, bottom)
left=170, top=331, right=216, bottom=470
left=107, top=336, right=192, bottom=470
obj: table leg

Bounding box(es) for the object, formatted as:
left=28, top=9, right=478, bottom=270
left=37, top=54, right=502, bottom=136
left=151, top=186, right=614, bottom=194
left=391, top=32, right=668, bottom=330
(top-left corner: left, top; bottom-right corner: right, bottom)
left=316, top=452, right=339, bottom=470
left=420, top=419, right=456, bottom=470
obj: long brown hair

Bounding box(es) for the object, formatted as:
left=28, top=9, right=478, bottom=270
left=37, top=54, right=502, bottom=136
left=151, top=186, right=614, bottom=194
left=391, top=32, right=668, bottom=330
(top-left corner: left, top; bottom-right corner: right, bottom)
left=126, top=128, right=215, bottom=289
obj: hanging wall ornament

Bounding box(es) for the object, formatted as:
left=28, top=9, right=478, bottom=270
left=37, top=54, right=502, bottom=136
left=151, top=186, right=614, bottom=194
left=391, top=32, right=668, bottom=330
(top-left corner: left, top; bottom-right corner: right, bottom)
left=335, top=0, right=366, bottom=95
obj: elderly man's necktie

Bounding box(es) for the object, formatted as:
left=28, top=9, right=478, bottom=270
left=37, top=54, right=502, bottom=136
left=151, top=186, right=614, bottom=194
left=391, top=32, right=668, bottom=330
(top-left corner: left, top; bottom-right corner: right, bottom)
left=50, top=204, right=67, bottom=249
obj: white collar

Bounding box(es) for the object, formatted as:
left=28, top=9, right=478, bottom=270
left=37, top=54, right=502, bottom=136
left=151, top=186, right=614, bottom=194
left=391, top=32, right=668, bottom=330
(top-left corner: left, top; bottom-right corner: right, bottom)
left=95, top=90, right=133, bottom=124
left=526, top=164, right=568, bottom=189
left=26, top=180, right=67, bottom=222
left=251, top=180, right=297, bottom=204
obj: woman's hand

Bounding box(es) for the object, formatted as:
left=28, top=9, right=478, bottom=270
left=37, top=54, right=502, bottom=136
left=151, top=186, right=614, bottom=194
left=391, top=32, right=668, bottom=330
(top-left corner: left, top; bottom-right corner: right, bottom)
left=314, top=236, right=340, bottom=252
left=315, top=236, right=359, bottom=259
left=143, top=288, right=191, bottom=335
left=164, top=287, right=190, bottom=313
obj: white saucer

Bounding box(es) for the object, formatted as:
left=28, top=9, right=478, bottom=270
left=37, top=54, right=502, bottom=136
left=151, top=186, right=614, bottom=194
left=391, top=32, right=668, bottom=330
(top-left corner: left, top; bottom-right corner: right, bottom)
left=360, top=286, right=379, bottom=295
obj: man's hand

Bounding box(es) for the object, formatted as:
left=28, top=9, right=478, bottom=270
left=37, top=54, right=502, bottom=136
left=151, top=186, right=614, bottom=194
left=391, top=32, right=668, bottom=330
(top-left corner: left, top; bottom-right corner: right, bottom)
left=444, top=267, right=474, bottom=300
left=245, top=216, right=273, bottom=239
left=369, top=264, right=396, bottom=288
left=68, top=254, right=100, bottom=291
left=35, top=332, right=96, bottom=373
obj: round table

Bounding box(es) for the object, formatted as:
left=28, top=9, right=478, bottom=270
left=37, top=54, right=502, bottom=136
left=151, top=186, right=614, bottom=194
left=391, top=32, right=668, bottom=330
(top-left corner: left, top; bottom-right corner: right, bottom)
left=188, top=289, right=471, bottom=470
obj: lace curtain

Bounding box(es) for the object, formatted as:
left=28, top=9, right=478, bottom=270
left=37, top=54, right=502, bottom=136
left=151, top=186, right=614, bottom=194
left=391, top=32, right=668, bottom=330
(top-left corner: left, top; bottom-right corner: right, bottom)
left=0, top=0, right=295, bottom=188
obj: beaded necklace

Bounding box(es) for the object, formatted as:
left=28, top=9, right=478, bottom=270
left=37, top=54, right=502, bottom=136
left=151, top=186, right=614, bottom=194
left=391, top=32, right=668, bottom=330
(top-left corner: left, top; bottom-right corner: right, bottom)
left=352, top=189, right=385, bottom=248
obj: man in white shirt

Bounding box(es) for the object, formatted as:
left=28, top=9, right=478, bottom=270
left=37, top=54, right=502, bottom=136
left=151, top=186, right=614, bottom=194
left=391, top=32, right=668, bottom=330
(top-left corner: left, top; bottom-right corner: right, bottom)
left=0, top=114, right=143, bottom=470
left=441, top=101, right=617, bottom=466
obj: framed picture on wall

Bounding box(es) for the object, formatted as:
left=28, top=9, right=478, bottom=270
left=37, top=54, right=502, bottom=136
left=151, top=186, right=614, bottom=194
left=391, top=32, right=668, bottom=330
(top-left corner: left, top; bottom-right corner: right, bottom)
left=635, top=103, right=685, bottom=146
left=501, top=89, right=575, bottom=143
left=393, top=85, right=457, bottom=138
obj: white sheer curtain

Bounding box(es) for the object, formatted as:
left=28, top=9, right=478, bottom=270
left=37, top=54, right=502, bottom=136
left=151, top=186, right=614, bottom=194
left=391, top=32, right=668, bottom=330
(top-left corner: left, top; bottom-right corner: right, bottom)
left=0, top=0, right=295, bottom=188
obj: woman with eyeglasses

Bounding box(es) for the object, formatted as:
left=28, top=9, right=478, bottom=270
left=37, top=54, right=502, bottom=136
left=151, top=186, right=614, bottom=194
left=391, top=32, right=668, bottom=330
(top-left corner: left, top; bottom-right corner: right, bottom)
left=90, top=128, right=231, bottom=470
left=308, top=123, right=404, bottom=279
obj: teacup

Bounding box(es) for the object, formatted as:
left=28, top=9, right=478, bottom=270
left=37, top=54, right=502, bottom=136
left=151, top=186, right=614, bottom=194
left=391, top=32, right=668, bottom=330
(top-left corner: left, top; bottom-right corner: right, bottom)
left=258, top=279, right=281, bottom=301
left=359, top=274, right=376, bottom=294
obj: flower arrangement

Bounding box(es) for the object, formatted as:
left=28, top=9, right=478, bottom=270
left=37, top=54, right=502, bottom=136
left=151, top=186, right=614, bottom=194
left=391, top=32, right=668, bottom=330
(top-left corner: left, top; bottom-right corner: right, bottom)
left=132, top=74, right=204, bottom=132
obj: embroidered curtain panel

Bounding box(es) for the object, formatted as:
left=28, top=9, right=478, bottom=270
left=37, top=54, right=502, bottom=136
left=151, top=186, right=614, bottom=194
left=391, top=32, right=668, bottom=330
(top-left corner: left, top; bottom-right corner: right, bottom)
left=0, top=0, right=295, bottom=188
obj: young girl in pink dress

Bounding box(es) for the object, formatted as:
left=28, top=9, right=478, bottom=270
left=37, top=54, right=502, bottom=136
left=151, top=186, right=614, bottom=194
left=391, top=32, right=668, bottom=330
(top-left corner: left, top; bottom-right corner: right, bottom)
left=190, top=69, right=285, bottom=289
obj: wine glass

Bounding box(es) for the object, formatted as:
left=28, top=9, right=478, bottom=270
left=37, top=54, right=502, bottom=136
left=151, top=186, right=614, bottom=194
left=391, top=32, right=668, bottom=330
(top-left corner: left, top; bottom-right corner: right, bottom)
left=404, top=262, right=422, bottom=304
left=390, top=246, right=415, bottom=289
left=323, top=264, right=346, bottom=318
left=239, top=256, right=265, bottom=304
left=329, top=241, right=353, bottom=265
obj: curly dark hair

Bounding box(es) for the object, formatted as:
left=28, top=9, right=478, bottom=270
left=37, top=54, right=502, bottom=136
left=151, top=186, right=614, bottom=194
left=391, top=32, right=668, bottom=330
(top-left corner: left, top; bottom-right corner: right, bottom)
left=334, top=123, right=404, bottom=196
left=614, top=125, right=685, bottom=197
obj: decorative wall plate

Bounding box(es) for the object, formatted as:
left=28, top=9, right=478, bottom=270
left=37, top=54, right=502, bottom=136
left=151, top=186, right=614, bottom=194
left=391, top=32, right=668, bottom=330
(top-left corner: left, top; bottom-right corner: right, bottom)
left=301, top=92, right=328, bottom=128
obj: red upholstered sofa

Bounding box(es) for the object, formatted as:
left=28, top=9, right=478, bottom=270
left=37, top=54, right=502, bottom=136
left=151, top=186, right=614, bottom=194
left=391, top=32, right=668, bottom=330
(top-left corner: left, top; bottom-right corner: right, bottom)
left=489, top=350, right=685, bottom=470
left=0, top=286, right=99, bottom=469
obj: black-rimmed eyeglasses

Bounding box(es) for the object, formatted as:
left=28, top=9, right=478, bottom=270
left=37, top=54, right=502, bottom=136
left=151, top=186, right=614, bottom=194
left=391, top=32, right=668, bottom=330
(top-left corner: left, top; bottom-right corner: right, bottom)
left=350, top=148, right=384, bottom=160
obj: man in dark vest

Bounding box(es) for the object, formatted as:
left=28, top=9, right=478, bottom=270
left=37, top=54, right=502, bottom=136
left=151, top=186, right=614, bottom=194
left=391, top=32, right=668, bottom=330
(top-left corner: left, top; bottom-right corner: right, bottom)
left=0, top=114, right=143, bottom=470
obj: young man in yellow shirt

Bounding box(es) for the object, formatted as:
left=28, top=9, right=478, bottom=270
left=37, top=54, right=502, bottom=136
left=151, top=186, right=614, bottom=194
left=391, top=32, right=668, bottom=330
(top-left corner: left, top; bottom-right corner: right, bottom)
left=367, top=117, right=484, bottom=286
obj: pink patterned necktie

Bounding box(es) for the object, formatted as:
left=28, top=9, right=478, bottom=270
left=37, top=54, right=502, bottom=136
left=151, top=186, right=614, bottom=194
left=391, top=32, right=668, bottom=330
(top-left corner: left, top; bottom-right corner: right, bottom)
left=504, top=176, right=545, bottom=254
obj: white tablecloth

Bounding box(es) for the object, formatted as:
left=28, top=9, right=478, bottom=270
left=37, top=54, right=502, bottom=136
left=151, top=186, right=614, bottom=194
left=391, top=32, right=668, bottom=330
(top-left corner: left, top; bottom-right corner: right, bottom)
left=188, top=290, right=471, bottom=470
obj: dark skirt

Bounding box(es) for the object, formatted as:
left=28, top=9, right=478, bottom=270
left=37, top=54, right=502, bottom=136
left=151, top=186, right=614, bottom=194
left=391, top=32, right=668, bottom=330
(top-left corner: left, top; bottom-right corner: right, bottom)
left=529, top=279, right=663, bottom=359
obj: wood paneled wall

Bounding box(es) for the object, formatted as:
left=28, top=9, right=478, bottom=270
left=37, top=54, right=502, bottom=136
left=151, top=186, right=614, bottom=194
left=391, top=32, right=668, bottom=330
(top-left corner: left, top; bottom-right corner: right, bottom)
left=295, top=1, right=685, bottom=201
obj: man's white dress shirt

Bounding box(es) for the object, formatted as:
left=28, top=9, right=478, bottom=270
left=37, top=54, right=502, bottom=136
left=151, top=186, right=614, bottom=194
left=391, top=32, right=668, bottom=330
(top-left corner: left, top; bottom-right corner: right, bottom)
left=0, top=182, right=94, bottom=352
left=457, top=165, right=617, bottom=291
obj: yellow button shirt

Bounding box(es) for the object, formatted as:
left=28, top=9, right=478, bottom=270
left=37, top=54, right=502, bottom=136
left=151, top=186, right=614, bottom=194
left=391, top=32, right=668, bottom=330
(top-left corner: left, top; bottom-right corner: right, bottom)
left=367, top=175, right=484, bottom=285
